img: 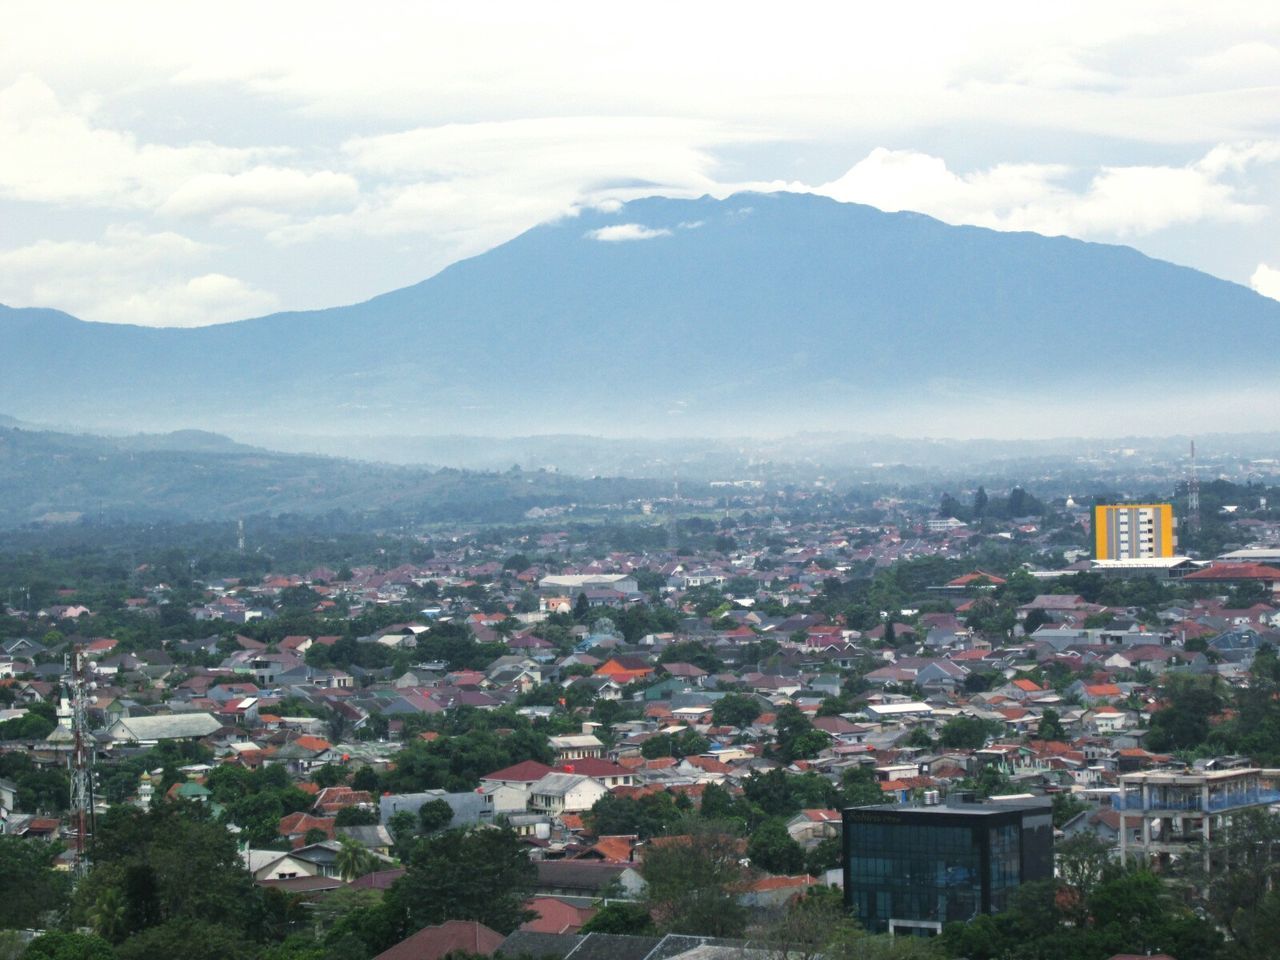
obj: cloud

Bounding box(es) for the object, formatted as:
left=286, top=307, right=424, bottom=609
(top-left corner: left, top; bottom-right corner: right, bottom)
left=0, top=226, right=273, bottom=326
left=159, top=166, right=359, bottom=218
left=587, top=224, right=672, bottom=242
left=1251, top=263, right=1280, bottom=300
left=0, top=74, right=261, bottom=208
left=815, top=142, right=1280, bottom=239
left=91, top=273, right=278, bottom=327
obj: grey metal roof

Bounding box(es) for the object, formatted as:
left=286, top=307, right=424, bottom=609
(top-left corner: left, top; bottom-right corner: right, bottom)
left=565, top=933, right=662, bottom=960
left=108, top=712, right=221, bottom=741
left=498, top=932, right=584, bottom=960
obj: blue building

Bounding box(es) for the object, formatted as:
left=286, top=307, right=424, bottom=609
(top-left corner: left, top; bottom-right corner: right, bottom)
left=843, top=796, right=1053, bottom=936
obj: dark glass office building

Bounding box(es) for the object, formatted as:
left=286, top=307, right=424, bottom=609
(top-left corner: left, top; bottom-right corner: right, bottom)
left=842, top=798, right=1053, bottom=936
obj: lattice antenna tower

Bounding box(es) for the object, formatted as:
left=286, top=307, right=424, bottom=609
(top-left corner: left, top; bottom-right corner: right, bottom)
left=66, top=645, right=97, bottom=878
left=1187, top=440, right=1202, bottom=535
left=670, top=472, right=681, bottom=552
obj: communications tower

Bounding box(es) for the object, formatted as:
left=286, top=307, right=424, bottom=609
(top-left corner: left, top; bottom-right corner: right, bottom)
left=1187, top=440, right=1202, bottom=536
left=63, top=646, right=97, bottom=877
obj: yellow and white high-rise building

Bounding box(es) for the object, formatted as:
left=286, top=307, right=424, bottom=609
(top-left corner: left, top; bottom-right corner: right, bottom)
left=1095, top=504, right=1172, bottom=563
left=1094, top=503, right=1176, bottom=560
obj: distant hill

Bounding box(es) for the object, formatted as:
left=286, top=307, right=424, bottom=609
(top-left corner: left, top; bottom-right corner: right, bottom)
left=0, top=424, right=676, bottom=527
left=3, top=191, right=1279, bottom=436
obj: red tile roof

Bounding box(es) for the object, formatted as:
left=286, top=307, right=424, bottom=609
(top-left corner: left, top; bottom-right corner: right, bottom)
left=373, top=920, right=505, bottom=960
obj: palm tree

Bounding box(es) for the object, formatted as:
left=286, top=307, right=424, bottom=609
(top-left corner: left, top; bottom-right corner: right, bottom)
left=89, top=886, right=128, bottom=943
left=335, top=835, right=376, bottom=881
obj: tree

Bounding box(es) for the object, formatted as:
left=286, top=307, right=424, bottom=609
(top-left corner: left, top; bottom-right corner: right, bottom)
left=386, top=827, right=536, bottom=934
left=334, top=805, right=379, bottom=827
left=579, top=901, right=655, bottom=935
left=937, top=715, right=1000, bottom=750
left=641, top=823, right=752, bottom=936
left=0, top=835, right=72, bottom=929
left=72, top=804, right=258, bottom=942
left=1037, top=708, right=1066, bottom=742
left=417, top=798, right=454, bottom=834
left=840, top=766, right=886, bottom=808
left=573, top=593, right=590, bottom=621
left=335, top=836, right=378, bottom=882
left=1146, top=675, right=1224, bottom=752
left=89, top=886, right=129, bottom=944
left=773, top=705, right=828, bottom=762
left=1023, top=608, right=1052, bottom=635
left=711, top=691, right=757, bottom=727
left=973, top=486, right=989, bottom=518
left=114, top=919, right=259, bottom=960
left=23, top=931, right=117, bottom=960
left=746, top=818, right=805, bottom=875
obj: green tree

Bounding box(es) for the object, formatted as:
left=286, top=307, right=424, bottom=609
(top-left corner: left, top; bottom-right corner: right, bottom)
left=88, top=887, right=129, bottom=944
left=710, top=693, right=762, bottom=729
left=840, top=766, right=886, bottom=808
left=1037, top=708, right=1066, bottom=741
left=773, top=705, right=828, bottom=762
left=416, top=798, right=454, bottom=834
left=0, top=835, right=72, bottom=929
left=579, top=901, right=655, bottom=935
left=641, top=823, right=752, bottom=936
left=72, top=804, right=257, bottom=942
left=385, top=827, right=535, bottom=934
left=23, top=931, right=117, bottom=960
left=937, top=715, right=1000, bottom=750
left=335, top=836, right=378, bottom=882
left=1146, top=675, right=1224, bottom=751
left=113, top=919, right=258, bottom=960
left=746, top=818, right=805, bottom=875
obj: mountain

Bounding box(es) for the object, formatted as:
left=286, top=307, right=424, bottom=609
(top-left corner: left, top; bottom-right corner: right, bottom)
left=0, top=424, right=679, bottom=527
left=3, top=192, right=1279, bottom=438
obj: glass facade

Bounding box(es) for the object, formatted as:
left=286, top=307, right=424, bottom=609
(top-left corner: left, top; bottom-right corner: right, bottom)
left=843, top=802, right=1052, bottom=935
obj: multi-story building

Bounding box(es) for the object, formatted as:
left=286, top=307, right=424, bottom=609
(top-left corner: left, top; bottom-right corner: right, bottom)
left=843, top=796, right=1053, bottom=936
left=1114, top=764, right=1280, bottom=868
left=1094, top=503, right=1176, bottom=560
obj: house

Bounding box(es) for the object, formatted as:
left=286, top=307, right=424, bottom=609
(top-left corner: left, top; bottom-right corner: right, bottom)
left=519, top=897, right=596, bottom=935
left=527, top=773, right=608, bottom=815
left=533, top=861, right=646, bottom=899
left=548, top=734, right=604, bottom=761
left=106, top=712, right=222, bottom=744
left=785, top=809, right=842, bottom=847
left=374, top=920, right=505, bottom=960
left=593, top=657, right=655, bottom=684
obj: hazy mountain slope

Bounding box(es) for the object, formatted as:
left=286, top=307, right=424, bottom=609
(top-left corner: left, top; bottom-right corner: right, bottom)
left=0, top=425, right=675, bottom=527
left=3, top=192, right=1277, bottom=435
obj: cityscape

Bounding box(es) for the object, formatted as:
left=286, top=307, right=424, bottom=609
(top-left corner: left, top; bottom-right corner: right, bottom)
left=3, top=5, right=1280, bottom=960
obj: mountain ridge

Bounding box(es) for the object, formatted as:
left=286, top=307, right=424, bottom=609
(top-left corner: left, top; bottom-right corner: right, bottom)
left=4, top=191, right=1278, bottom=437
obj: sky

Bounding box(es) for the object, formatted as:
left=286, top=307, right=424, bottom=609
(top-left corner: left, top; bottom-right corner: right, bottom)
left=2, top=2, right=1280, bottom=328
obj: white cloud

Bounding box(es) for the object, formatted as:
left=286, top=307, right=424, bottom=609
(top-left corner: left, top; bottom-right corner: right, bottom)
left=1251, top=263, right=1280, bottom=300
left=815, top=142, right=1280, bottom=239
left=92, top=273, right=278, bottom=327
left=0, top=226, right=273, bottom=326
left=586, top=224, right=672, bottom=242
left=159, top=166, right=359, bottom=218
left=0, top=74, right=261, bottom=208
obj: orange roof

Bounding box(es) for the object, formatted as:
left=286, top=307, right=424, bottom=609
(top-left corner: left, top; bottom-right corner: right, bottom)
left=586, top=836, right=636, bottom=862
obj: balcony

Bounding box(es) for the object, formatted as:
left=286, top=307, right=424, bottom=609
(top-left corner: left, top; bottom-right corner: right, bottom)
left=1112, top=790, right=1280, bottom=813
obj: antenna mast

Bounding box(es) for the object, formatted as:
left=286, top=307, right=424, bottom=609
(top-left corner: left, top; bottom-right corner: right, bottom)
left=1187, top=440, right=1201, bottom=536
left=66, top=646, right=96, bottom=877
